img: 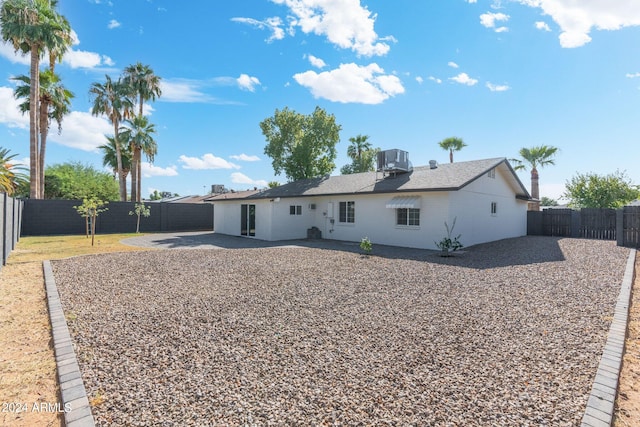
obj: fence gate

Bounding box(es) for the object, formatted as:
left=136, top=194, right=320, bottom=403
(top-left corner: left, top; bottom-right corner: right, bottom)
left=542, top=208, right=572, bottom=236
left=622, top=205, right=640, bottom=248
left=579, top=208, right=616, bottom=240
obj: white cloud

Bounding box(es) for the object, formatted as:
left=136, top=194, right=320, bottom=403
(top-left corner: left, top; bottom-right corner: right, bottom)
left=0, top=42, right=30, bottom=65
left=515, top=0, right=640, bottom=48
left=307, top=54, right=327, bottom=68
left=415, top=76, right=424, bottom=84
left=467, top=0, right=478, bottom=3
left=236, top=74, right=261, bottom=92
left=159, top=79, right=214, bottom=103
left=486, top=82, right=510, bottom=92
left=231, top=172, right=268, bottom=188
left=480, top=12, right=510, bottom=31
left=49, top=111, right=113, bottom=151
left=0, top=87, right=29, bottom=129
left=178, top=154, right=241, bottom=170
left=272, top=0, right=392, bottom=56
left=448, top=61, right=459, bottom=68
left=230, top=153, right=261, bottom=162
left=428, top=76, right=442, bottom=84
left=626, top=72, right=640, bottom=78
left=535, top=21, right=551, bottom=31
left=141, top=162, right=178, bottom=177
left=231, top=16, right=286, bottom=42
left=449, top=72, right=478, bottom=86
left=107, top=19, right=121, bottom=29
left=62, top=49, right=114, bottom=69
left=293, top=63, right=404, bottom=104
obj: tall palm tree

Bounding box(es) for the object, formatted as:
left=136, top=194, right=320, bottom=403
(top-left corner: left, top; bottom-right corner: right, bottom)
left=512, top=145, right=559, bottom=210
left=438, top=136, right=467, bottom=163
left=90, top=75, right=134, bottom=201
left=99, top=136, right=132, bottom=182
left=120, top=115, right=156, bottom=202
left=122, top=62, right=162, bottom=117
left=13, top=69, right=74, bottom=199
left=1, top=0, right=71, bottom=199
left=122, top=63, right=161, bottom=202
left=0, top=147, right=28, bottom=195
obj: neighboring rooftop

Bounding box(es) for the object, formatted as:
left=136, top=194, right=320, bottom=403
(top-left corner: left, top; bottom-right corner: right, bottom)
left=205, top=190, right=261, bottom=202
left=226, top=158, right=529, bottom=201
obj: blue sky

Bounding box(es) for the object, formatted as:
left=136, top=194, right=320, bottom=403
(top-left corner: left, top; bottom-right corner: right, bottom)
left=1, top=0, right=639, bottom=200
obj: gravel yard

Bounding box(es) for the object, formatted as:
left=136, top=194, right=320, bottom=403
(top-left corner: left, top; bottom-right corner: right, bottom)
left=51, top=236, right=629, bottom=426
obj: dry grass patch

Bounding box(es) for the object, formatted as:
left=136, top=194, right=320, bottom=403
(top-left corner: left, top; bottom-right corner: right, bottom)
left=0, top=234, right=152, bottom=427
left=614, top=254, right=640, bottom=426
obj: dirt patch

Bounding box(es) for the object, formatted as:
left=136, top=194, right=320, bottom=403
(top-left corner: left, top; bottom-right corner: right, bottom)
left=613, top=255, right=640, bottom=426
left=0, top=262, right=60, bottom=427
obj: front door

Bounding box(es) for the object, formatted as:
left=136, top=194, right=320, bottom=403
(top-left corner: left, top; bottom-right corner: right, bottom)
left=240, top=204, right=256, bottom=236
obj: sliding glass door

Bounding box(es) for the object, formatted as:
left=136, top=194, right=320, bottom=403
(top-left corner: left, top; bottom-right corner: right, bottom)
left=240, top=204, right=256, bottom=236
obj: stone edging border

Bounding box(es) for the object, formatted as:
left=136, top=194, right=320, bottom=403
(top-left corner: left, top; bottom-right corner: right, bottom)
left=43, top=260, right=95, bottom=427
left=581, top=248, right=636, bottom=426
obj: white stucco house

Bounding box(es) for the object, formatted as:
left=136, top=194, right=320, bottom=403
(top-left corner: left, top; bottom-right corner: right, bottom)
left=209, top=157, right=530, bottom=250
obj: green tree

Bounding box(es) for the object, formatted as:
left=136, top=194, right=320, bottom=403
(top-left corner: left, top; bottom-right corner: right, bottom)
left=99, top=135, right=132, bottom=181
left=563, top=171, right=639, bottom=208
left=260, top=106, right=341, bottom=182
left=0, top=147, right=28, bottom=195
left=512, top=145, right=559, bottom=210
left=438, top=136, right=467, bottom=163
left=341, top=134, right=379, bottom=174
left=1, top=0, right=71, bottom=199
left=540, top=196, right=559, bottom=207
left=120, top=115, right=157, bottom=202
left=74, top=197, right=108, bottom=246
left=129, top=202, right=151, bottom=233
left=13, top=69, right=74, bottom=198
left=267, top=181, right=280, bottom=188
left=45, top=162, right=119, bottom=201
left=122, top=63, right=162, bottom=202
left=90, top=75, right=134, bottom=201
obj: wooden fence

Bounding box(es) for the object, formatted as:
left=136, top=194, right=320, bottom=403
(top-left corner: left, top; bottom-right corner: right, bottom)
left=527, top=206, right=640, bottom=248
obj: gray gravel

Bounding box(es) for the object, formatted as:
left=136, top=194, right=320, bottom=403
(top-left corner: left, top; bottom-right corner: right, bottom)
left=51, top=236, right=629, bottom=426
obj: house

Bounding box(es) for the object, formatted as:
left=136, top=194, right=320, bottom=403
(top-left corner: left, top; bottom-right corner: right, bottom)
left=210, top=156, right=530, bottom=250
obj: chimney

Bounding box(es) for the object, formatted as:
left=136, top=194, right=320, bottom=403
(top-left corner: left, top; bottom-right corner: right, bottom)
left=429, top=160, right=438, bottom=169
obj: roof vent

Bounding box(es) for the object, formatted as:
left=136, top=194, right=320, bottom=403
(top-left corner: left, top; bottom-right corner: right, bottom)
left=429, top=160, right=438, bottom=169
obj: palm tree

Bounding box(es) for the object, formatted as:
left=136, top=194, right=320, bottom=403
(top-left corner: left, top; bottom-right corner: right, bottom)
left=90, top=75, right=134, bottom=201
left=1, top=0, right=71, bottom=199
left=120, top=115, right=157, bottom=202
left=512, top=145, right=559, bottom=210
left=122, top=63, right=161, bottom=202
left=99, top=135, right=132, bottom=182
left=438, top=137, right=467, bottom=163
left=347, top=134, right=372, bottom=162
left=13, top=69, right=74, bottom=199
left=122, top=62, right=162, bottom=117
left=0, top=147, right=28, bottom=195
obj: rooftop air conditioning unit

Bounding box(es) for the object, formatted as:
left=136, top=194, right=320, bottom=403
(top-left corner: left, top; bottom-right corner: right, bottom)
left=377, top=149, right=412, bottom=175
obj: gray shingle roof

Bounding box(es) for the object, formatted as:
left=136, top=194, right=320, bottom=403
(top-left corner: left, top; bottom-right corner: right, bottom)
left=224, top=158, right=530, bottom=201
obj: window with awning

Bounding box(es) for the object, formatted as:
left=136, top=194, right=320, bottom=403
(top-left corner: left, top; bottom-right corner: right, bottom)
left=385, top=196, right=421, bottom=209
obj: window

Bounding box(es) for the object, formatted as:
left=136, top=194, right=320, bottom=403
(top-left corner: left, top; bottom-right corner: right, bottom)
left=397, top=208, right=420, bottom=226
left=487, top=168, right=496, bottom=179
left=339, top=201, right=355, bottom=223
left=289, top=205, right=302, bottom=215
left=491, top=202, right=498, bottom=215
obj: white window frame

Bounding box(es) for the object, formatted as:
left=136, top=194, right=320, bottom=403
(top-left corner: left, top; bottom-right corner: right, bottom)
left=339, top=201, right=355, bottom=223
left=396, top=208, right=420, bottom=227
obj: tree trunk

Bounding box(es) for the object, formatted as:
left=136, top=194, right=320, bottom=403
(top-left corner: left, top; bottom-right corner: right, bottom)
left=449, top=149, right=453, bottom=163
left=530, top=168, right=540, bottom=211
left=130, top=145, right=138, bottom=203
left=113, top=120, right=127, bottom=201
left=137, top=150, right=142, bottom=202
left=29, top=48, right=40, bottom=199
left=39, top=98, right=48, bottom=199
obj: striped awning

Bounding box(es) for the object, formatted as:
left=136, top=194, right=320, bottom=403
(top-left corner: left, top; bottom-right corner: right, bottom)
left=385, top=196, right=421, bottom=209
